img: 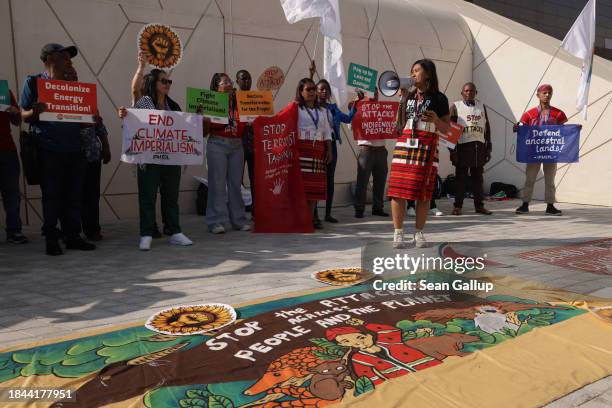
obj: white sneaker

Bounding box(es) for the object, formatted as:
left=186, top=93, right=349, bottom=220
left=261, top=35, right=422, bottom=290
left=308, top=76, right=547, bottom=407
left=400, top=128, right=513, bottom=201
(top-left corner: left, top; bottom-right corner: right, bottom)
left=414, top=231, right=428, bottom=248
left=407, top=207, right=417, bottom=217
left=393, top=230, right=408, bottom=249
left=139, top=236, right=152, bottom=251
left=211, top=224, right=225, bottom=234
left=170, top=233, right=193, bottom=246
left=430, top=207, right=443, bottom=216
left=237, top=224, right=251, bottom=232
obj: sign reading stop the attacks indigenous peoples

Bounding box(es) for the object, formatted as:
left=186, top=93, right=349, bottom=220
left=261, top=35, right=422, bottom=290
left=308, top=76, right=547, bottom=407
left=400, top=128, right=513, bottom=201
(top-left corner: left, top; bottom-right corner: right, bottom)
left=121, top=108, right=204, bottom=166
left=0, top=80, right=11, bottom=111
left=236, top=90, right=274, bottom=122
left=347, top=62, right=378, bottom=93
left=37, top=78, right=97, bottom=123
left=186, top=87, right=229, bottom=124
left=352, top=101, right=399, bottom=140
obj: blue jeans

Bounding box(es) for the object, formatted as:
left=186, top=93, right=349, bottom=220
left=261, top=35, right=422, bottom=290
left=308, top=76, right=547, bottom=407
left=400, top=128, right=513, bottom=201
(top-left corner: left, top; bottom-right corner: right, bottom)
left=0, top=151, right=22, bottom=237
left=206, top=136, right=247, bottom=229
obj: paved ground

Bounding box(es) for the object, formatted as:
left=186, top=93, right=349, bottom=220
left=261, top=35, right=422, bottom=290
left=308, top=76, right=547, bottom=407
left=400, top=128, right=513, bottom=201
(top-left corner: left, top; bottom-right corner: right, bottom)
left=0, top=198, right=610, bottom=406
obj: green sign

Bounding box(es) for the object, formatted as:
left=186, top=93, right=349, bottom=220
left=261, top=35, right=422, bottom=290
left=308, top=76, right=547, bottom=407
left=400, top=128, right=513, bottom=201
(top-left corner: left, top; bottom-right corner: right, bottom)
left=0, top=80, right=10, bottom=110
left=186, top=87, right=229, bottom=124
left=347, top=63, right=378, bottom=92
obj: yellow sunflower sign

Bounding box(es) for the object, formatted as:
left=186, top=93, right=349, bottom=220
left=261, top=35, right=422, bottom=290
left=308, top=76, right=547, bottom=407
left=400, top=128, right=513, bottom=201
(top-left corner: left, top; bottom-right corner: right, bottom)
left=138, top=23, right=183, bottom=69
left=145, top=303, right=237, bottom=335
left=311, top=267, right=374, bottom=286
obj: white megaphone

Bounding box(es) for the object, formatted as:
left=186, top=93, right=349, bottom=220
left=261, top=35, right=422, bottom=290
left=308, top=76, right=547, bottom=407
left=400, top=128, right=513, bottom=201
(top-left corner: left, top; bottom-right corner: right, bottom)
left=378, top=70, right=416, bottom=97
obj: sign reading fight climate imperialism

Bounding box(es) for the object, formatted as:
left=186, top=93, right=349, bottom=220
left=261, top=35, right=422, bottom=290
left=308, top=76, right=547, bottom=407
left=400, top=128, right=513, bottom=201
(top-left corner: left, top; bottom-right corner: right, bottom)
left=37, top=78, right=97, bottom=123
left=186, top=87, right=229, bottom=124
left=121, top=109, right=203, bottom=166
left=236, top=90, right=274, bottom=122
left=252, top=103, right=313, bottom=233
left=352, top=101, right=399, bottom=140
left=516, top=125, right=580, bottom=163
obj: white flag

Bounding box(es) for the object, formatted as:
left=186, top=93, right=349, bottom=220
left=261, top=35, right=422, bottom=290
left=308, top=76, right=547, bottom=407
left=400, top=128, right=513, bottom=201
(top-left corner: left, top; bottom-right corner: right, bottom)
left=561, top=0, right=596, bottom=120
left=281, top=0, right=348, bottom=106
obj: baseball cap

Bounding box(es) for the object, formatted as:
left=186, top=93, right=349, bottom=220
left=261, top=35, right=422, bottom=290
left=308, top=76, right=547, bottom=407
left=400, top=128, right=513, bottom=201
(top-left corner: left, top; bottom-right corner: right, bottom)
left=40, top=43, right=78, bottom=62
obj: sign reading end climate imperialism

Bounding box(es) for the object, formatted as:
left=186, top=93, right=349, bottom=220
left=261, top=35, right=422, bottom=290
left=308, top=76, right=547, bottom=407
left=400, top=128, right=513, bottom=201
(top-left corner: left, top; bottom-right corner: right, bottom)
left=0, top=80, right=11, bottom=111
left=347, top=63, right=378, bottom=93
left=37, top=79, right=97, bottom=123
left=236, top=90, right=274, bottom=122
left=121, top=109, right=203, bottom=165
left=352, top=101, right=399, bottom=140
left=186, top=87, right=229, bottom=124
left=517, top=125, right=580, bottom=163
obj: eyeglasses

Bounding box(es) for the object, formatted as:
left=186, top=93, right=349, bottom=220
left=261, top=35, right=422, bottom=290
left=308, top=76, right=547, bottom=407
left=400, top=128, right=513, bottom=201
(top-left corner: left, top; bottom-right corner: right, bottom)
left=305, top=87, right=316, bottom=92
left=159, top=79, right=173, bottom=85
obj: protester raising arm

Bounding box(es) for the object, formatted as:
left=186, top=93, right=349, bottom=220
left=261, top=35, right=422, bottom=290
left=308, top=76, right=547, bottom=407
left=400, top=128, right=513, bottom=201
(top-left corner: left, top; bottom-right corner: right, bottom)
left=130, top=51, right=147, bottom=106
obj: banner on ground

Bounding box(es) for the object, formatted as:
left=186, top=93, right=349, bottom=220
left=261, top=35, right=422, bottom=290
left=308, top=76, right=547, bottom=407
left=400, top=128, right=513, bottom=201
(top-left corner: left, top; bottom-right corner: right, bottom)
left=37, top=78, right=97, bottom=123
left=347, top=63, right=378, bottom=93
left=236, top=90, right=274, bottom=122
left=516, top=125, right=580, bottom=163
left=121, top=108, right=203, bottom=165
left=352, top=101, right=399, bottom=140
left=0, top=80, right=11, bottom=111
left=186, top=87, right=229, bottom=124
left=252, top=102, right=313, bottom=233
left=437, top=122, right=464, bottom=149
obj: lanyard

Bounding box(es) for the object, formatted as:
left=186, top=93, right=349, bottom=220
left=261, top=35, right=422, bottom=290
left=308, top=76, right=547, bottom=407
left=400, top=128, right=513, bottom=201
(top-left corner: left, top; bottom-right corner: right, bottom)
left=305, top=107, right=320, bottom=129
left=411, top=96, right=428, bottom=135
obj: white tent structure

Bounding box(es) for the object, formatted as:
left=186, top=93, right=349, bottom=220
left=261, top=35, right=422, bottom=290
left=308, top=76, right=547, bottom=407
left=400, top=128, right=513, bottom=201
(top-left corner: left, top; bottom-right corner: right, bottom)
left=1, top=0, right=610, bottom=225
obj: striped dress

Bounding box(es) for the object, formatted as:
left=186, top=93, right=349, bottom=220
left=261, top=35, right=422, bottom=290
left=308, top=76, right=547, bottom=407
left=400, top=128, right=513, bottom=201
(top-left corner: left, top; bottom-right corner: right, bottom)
left=388, top=91, right=449, bottom=201
left=297, top=104, right=332, bottom=200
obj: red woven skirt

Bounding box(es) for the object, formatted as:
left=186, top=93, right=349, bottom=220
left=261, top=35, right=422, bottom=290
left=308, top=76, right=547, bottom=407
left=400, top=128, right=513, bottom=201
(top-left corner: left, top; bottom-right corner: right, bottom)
left=298, top=139, right=327, bottom=201
left=388, top=129, right=438, bottom=201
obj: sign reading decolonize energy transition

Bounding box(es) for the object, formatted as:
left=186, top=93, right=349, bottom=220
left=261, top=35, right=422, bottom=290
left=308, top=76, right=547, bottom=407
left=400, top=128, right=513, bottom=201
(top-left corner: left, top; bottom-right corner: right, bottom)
left=516, top=125, right=580, bottom=163
left=347, top=63, right=378, bottom=92
left=121, top=109, right=204, bottom=166
left=236, top=90, right=274, bottom=122
left=186, top=87, right=229, bottom=124
left=352, top=101, right=399, bottom=140
left=37, top=78, right=97, bottom=123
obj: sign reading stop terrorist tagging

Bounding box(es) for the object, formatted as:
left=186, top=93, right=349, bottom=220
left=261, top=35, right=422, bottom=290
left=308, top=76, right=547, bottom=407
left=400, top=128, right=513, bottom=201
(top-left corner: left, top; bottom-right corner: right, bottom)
left=517, top=125, right=580, bottom=163
left=121, top=109, right=204, bottom=166
left=352, top=101, right=399, bottom=140
left=236, top=90, right=274, bottom=122
left=186, top=87, right=229, bottom=124
left=347, top=63, right=378, bottom=92
left=37, top=79, right=97, bottom=123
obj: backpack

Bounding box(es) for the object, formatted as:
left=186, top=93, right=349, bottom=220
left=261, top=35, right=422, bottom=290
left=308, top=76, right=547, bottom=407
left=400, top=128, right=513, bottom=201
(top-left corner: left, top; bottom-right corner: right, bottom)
left=432, top=175, right=443, bottom=200
left=19, top=75, right=42, bottom=185
left=489, top=182, right=518, bottom=198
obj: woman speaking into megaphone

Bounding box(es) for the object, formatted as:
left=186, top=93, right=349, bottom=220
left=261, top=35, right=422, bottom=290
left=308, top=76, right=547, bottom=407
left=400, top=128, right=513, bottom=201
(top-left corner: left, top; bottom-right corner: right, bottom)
left=387, top=59, right=451, bottom=249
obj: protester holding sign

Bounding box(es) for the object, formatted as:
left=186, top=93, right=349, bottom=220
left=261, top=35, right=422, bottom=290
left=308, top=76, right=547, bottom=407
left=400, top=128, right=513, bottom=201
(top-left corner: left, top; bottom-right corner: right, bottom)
left=236, top=70, right=256, bottom=215
left=205, top=73, right=250, bottom=234
left=514, top=84, right=567, bottom=216
left=316, top=78, right=361, bottom=224
left=118, top=69, right=193, bottom=250
left=389, top=59, right=450, bottom=249
left=0, top=86, right=28, bottom=244
left=449, top=82, right=492, bottom=216
left=20, top=43, right=96, bottom=256
left=295, top=78, right=333, bottom=230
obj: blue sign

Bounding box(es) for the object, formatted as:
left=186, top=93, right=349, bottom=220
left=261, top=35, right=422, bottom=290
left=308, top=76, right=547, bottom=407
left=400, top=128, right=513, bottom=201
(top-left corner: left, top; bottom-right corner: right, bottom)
left=516, top=125, right=580, bottom=163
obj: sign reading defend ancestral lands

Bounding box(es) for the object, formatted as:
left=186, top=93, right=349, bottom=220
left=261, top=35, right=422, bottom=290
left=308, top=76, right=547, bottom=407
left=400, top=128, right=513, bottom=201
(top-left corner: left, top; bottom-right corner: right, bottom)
left=3, top=272, right=609, bottom=408
left=252, top=103, right=313, bottom=233
left=186, top=87, right=229, bottom=124
left=37, top=78, right=97, bottom=123
left=516, top=125, right=580, bottom=163
left=236, top=90, right=274, bottom=122
left=121, top=108, right=203, bottom=165
left=352, top=101, right=400, bottom=140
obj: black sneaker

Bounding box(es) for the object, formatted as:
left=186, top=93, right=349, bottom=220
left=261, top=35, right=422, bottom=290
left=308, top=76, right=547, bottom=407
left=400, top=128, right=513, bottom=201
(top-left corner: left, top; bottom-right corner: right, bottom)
left=152, top=225, right=162, bottom=239
left=545, top=204, right=562, bottom=216
left=66, top=237, right=96, bottom=251
left=46, top=240, right=63, bottom=256
left=355, top=210, right=364, bottom=219
left=313, top=219, right=323, bottom=229
left=325, top=215, right=339, bottom=223
left=372, top=209, right=389, bottom=217
left=7, top=233, right=28, bottom=244
left=85, top=232, right=103, bottom=242
left=515, top=202, right=529, bottom=214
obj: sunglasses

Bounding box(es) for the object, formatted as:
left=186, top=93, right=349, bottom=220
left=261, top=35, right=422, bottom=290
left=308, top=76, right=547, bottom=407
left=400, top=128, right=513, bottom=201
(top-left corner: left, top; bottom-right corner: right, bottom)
left=305, top=87, right=316, bottom=92
left=159, top=79, right=173, bottom=85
